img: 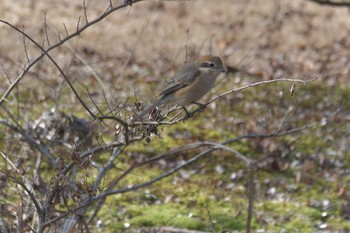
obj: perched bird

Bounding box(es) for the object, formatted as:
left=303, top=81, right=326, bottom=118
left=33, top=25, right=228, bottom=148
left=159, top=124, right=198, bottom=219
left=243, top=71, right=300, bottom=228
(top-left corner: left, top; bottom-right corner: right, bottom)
left=132, top=55, right=227, bottom=122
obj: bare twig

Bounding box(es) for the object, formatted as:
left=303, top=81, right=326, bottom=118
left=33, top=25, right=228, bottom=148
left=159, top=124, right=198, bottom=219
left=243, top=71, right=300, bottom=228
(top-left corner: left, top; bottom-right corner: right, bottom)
left=11, top=174, right=42, bottom=214
left=77, top=15, right=81, bottom=32
left=102, top=142, right=253, bottom=197
left=106, top=121, right=316, bottom=196
left=208, top=76, right=320, bottom=106
left=97, top=115, right=130, bottom=144
left=184, top=27, right=190, bottom=63
left=63, top=23, right=69, bottom=36
left=0, top=155, right=41, bottom=214
left=307, top=0, right=350, bottom=7
left=0, top=61, right=11, bottom=84
left=246, top=164, right=256, bottom=233
left=0, top=113, right=56, bottom=166
left=132, top=76, right=320, bottom=125
left=206, top=206, right=218, bottom=233
left=117, top=20, right=149, bottom=82
left=22, top=26, right=30, bottom=63
left=47, top=23, right=109, bottom=94
left=0, top=0, right=145, bottom=105
left=88, top=147, right=122, bottom=223
left=86, top=87, right=104, bottom=116
left=43, top=12, right=50, bottom=47
left=83, top=0, right=88, bottom=23
left=0, top=20, right=96, bottom=118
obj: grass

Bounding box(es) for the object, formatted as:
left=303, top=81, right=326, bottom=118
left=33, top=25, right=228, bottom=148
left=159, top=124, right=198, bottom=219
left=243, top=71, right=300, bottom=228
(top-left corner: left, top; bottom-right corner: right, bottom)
left=1, top=0, right=350, bottom=232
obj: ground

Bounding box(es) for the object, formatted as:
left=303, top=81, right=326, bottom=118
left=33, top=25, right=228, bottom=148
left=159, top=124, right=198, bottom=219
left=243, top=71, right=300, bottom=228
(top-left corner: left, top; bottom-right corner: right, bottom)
left=0, top=0, right=350, bottom=232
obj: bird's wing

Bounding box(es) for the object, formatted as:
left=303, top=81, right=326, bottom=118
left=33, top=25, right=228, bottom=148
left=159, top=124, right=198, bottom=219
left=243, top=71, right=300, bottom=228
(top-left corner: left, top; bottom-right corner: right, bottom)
left=158, top=63, right=200, bottom=97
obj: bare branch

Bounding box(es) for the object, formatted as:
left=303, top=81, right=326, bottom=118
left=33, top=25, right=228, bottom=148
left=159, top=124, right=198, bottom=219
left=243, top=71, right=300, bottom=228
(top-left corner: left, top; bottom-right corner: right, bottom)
left=0, top=155, right=42, bottom=214
left=307, top=0, right=350, bottom=7
left=10, top=174, right=42, bottom=214
left=0, top=0, right=145, bottom=105
left=0, top=112, right=56, bottom=166
left=22, top=26, right=30, bottom=63
left=88, top=148, right=122, bottom=223
left=200, top=142, right=253, bottom=165
left=1, top=21, right=99, bottom=118
left=208, top=76, right=321, bottom=106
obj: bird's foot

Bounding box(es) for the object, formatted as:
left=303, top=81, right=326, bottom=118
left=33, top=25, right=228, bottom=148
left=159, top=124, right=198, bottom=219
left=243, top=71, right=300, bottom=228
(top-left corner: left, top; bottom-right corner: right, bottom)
left=182, top=107, right=193, bottom=121
left=192, top=102, right=207, bottom=113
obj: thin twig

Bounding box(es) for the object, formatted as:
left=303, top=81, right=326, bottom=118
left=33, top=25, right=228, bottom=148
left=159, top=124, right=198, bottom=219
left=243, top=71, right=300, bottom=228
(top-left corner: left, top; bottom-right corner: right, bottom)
left=0, top=159, right=41, bottom=214
left=63, top=23, right=69, bottom=36
left=0, top=0, right=145, bottom=105
left=132, top=77, right=320, bottom=125
left=184, top=27, right=190, bottom=63
left=0, top=61, right=11, bottom=84
left=307, top=0, right=350, bottom=7
left=47, top=23, right=109, bottom=95
left=44, top=12, right=50, bottom=47
left=117, top=19, right=149, bottom=81
left=0, top=20, right=96, bottom=118
left=77, top=15, right=81, bottom=32
left=208, top=77, right=320, bottom=106
left=86, top=87, right=104, bottom=116
left=97, top=115, right=130, bottom=144
left=206, top=206, right=218, bottom=233
left=246, top=164, right=256, bottom=233
left=83, top=0, right=89, bottom=23
left=103, top=141, right=254, bottom=197
left=0, top=113, right=56, bottom=166
left=22, top=26, right=30, bottom=63
left=88, top=147, right=122, bottom=223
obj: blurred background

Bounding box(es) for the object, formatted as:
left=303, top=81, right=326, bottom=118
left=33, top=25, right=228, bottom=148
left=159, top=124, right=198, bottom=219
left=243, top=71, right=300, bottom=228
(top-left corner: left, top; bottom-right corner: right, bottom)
left=0, top=0, right=350, bottom=232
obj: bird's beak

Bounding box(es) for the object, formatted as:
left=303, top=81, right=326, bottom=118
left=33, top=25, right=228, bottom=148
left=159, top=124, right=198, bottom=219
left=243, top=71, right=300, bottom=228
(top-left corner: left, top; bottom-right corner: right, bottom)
left=221, top=66, right=228, bottom=73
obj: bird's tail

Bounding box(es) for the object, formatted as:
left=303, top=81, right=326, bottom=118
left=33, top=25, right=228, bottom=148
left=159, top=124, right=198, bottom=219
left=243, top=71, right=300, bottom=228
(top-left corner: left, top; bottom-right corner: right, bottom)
left=131, top=98, right=163, bottom=123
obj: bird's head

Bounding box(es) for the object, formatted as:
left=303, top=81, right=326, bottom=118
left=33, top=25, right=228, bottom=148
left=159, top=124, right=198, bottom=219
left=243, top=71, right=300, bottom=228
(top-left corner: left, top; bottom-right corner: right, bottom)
left=197, top=55, right=227, bottom=74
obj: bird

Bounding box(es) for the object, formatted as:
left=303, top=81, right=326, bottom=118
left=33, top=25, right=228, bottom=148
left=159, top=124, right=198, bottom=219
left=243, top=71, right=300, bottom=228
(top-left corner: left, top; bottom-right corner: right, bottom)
left=132, top=55, right=227, bottom=122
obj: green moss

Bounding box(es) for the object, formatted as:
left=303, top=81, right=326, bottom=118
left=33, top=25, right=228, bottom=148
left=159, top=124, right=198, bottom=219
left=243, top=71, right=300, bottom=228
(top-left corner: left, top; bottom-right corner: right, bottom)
left=296, top=136, right=327, bottom=154
left=214, top=214, right=246, bottom=231
left=258, top=201, right=321, bottom=232
left=130, top=204, right=205, bottom=229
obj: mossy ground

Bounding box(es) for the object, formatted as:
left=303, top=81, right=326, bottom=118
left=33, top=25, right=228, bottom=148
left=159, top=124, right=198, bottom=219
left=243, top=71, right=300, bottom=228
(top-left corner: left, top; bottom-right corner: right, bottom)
left=1, top=1, right=350, bottom=232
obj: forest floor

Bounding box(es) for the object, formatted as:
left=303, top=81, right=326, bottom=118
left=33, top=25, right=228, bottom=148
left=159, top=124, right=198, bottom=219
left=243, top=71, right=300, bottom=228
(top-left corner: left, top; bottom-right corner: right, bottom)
left=1, top=0, right=350, bottom=232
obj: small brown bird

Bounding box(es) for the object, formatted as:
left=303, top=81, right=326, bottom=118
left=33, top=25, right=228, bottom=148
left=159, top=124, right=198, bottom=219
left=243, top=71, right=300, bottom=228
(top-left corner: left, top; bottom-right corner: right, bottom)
left=133, top=55, right=227, bottom=122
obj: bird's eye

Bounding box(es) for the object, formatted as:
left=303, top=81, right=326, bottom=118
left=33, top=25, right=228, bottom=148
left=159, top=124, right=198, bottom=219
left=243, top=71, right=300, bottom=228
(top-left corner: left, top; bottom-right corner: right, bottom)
left=208, top=62, right=215, bottom=67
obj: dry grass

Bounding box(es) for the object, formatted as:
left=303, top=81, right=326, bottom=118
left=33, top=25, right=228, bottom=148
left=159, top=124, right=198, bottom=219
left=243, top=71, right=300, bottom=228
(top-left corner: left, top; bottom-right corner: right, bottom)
left=1, top=0, right=349, bottom=87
